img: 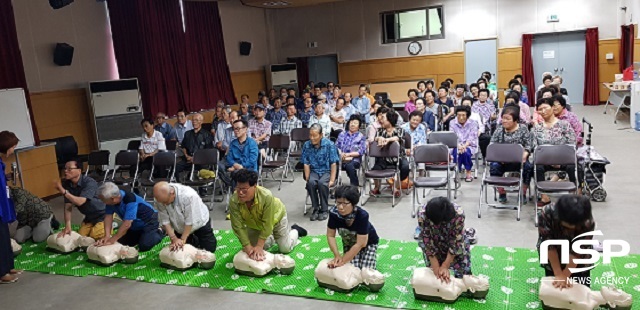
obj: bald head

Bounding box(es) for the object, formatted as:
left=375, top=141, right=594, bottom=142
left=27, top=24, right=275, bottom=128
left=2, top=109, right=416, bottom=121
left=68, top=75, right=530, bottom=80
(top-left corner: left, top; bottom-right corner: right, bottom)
left=153, top=182, right=175, bottom=205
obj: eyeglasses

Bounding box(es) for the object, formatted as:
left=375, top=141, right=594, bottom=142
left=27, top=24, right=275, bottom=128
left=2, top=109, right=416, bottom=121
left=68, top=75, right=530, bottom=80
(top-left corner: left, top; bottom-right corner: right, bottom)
left=235, top=186, right=252, bottom=194
left=233, top=127, right=246, bottom=132
left=336, top=201, right=351, bottom=207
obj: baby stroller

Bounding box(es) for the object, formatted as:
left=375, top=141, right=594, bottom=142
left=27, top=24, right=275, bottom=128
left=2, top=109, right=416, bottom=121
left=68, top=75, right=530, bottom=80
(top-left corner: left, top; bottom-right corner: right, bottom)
left=577, top=117, right=610, bottom=202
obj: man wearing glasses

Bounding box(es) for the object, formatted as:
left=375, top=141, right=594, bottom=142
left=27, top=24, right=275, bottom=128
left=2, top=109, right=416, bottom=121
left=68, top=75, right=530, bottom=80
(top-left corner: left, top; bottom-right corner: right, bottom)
left=229, top=169, right=307, bottom=261
left=55, top=159, right=108, bottom=239
left=217, top=119, right=259, bottom=190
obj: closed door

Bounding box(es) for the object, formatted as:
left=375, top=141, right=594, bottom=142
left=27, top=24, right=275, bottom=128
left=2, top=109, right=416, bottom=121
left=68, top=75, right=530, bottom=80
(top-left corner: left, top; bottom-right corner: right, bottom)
left=464, top=39, right=497, bottom=85
left=308, top=54, right=338, bottom=85
left=532, top=32, right=586, bottom=104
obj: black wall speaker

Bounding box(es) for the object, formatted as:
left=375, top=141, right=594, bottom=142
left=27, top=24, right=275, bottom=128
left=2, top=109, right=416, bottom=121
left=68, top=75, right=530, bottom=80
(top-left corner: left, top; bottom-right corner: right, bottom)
left=54, top=43, right=74, bottom=66
left=240, top=41, right=252, bottom=56
left=49, top=0, right=74, bottom=9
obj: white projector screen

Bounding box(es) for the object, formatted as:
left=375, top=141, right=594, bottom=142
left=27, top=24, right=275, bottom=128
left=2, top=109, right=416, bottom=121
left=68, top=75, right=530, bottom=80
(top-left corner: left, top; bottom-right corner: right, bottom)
left=0, top=88, right=36, bottom=149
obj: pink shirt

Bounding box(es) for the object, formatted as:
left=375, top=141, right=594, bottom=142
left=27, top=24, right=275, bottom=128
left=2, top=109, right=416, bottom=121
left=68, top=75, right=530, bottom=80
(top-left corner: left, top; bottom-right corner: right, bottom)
left=404, top=100, right=416, bottom=113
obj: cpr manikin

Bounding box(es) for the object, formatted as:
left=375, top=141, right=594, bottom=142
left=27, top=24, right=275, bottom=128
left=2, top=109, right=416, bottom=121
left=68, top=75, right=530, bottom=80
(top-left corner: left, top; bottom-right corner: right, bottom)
left=86, top=243, right=139, bottom=266
left=314, top=258, right=385, bottom=293
left=11, top=238, right=21, bottom=257
left=46, top=231, right=95, bottom=254
left=159, top=244, right=216, bottom=270
left=539, top=277, right=633, bottom=310
left=233, top=251, right=295, bottom=277
left=410, top=267, right=490, bottom=303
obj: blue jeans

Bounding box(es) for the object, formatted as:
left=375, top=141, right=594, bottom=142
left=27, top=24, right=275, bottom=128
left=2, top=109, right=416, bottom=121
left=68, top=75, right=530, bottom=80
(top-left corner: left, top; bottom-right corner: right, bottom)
left=342, top=161, right=360, bottom=186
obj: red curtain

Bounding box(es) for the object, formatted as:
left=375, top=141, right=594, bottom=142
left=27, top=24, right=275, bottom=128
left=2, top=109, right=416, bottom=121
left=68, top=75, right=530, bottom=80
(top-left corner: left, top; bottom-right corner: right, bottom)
left=584, top=28, right=600, bottom=106
left=183, top=1, right=236, bottom=109
left=288, top=57, right=309, bottom=93
left=0, top=0, right=39, bottom=143
left=620, top=25, right=635, bottom=73
left=521, top=34, right=536, bottom=107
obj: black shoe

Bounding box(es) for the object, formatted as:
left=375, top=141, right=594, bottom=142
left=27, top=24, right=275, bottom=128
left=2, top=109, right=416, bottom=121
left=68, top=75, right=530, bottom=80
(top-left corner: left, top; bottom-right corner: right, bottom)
left=317, top=212, right=329, bottom=221
left=51, top=216, right=60, bottom=231
left=330, top=193, right=335, bottom=199
left=291, top=224, right=308, bottom=237
left=310, top=212, right=319, bottom=221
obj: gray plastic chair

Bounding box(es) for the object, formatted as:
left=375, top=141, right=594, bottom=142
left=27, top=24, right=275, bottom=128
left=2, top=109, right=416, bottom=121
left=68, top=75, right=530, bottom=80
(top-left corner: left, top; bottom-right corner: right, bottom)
left=479, top=143, right=524, bottom=221
left=111, top=150, right=139, bottom=186
left=182, top=148, right=219, bottom=210
left=411, top=144, right=450, bottom=218
left=85, top=150, right=110, bottom=183
left=138, top=151, right=177, bottom=200
left=262, top=134, right=294, bottom=190
left=533, top=144, right=578, bottom=226
left=427, top=131, right=460, bottom=198
left=361, top=141, right=401, bottom=207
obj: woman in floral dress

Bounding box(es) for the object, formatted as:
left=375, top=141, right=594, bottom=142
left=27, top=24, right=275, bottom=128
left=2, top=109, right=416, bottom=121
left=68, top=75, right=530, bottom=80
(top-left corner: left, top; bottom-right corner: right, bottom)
left=419, top=197, right=472, bottom=283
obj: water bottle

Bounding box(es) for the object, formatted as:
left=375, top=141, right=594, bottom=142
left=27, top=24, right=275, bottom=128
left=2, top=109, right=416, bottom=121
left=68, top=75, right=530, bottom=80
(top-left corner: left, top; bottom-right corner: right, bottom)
left=636, top=112, right=640, bottom=131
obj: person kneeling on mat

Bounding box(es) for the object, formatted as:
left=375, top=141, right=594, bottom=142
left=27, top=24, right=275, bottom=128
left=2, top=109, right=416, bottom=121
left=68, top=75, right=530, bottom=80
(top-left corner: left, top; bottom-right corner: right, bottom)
left=95, top=182, right=164, bottom=252
left=327, top=185, right=379, bottom=270
left=153, top=182, right=217, bottom=253
left=229, top=169, right=307, bottom=261
left=419, top=197, right=472, bottom=283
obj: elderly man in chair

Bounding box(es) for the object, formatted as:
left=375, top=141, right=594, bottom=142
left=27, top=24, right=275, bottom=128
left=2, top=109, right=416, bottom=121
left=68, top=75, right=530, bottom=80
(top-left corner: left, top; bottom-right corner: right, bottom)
left=301, top=123, right=339, bottom=222
left=229, top=169, right=307, bottom=261
left=95, top=182, right=164, bottom=252
left=153, top=182, right=216, bottom=252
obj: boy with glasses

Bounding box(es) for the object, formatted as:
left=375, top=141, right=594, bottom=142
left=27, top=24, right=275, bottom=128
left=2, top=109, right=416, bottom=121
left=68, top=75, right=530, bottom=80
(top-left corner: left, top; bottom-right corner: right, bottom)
left=326, top=185, right=379, bottom=270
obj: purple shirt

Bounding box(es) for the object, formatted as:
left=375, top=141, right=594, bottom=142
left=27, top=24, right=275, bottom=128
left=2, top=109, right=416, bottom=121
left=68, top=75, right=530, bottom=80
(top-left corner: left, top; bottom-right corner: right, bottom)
left=249, top=118, right=272, bottom=143
left=404, top=100, right=416, bottom=113
left=472, top=100, right=496, bottom=122
left=451, top=119, right=479, bottom=154
left=335, top=131, right=367, bottom=164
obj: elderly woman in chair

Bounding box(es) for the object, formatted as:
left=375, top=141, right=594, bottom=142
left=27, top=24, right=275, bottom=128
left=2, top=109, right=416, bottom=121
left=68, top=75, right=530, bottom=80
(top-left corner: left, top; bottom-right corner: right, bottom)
left=450, top=105, right=479, bottom=183
left=369, top=109, right=409, bottom=198
left=531, top=98, right=576, bottom=207
left=490, top=106, right=534, bottom=204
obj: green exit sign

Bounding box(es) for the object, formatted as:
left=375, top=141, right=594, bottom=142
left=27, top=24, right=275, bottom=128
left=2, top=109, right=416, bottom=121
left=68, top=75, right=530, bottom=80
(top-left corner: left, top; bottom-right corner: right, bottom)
left=547, top=14, right=559, bottom=22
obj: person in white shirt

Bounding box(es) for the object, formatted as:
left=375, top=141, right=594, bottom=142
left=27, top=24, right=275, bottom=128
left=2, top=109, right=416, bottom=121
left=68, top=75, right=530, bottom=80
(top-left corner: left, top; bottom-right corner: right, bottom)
left=153, top=182, right=216, bottom=252
left=309, top=103, right=332, bottom=139
left=137, top=119, right=166, bottom=176
left=329, top=97, right=347, bottom=140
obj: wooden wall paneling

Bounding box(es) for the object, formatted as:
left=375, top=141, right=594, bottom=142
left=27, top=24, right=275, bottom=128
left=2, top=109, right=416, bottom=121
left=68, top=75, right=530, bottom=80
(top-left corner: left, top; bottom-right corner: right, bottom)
left=231, top=70, right=266, bottom=103
left=498, top=47, right=522, bottom=89
left=598, top=39, right=620, bottom=102
left=13, top=144, right=58, bottom=198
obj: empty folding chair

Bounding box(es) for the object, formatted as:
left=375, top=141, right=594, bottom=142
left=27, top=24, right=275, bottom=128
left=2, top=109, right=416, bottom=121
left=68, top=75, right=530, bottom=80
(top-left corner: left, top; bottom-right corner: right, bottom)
left=181, top=149, right=219, bottom=211
left=261, top=135, right=294, bottom=190
left=411, top=144, right=451, bottom=217
left=533, top=144, right=578, bottom=226
left=127, top=140, right=141, bottom=151
left=478, top=143, right=524, bottom=221
left=361, top=141, right=401, bottom=207
left=111, top=150, right=139, bottom=188
left=85, top=150, right=110, bottom=183
left=427, top=131, right=460, bottom=198
left=138, top=151, right=177, bottom=200
left=165, top=140, right=178, bottom=151
left=289, top=128, right=310, bottom=172
left=398, top=110, right=410, bottom=123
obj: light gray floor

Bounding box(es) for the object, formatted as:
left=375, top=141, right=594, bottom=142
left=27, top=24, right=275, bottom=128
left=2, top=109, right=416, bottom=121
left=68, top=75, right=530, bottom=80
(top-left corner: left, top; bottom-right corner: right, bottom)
left=2, top=105, right=639, bottom=309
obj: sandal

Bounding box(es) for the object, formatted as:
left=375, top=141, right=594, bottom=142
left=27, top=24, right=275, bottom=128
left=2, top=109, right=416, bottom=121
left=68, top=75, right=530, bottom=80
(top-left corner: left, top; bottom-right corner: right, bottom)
left=393, top=190, right=401, bottom=198
left=10, top=269, right=23, bottom=275
left=465, top=176, right=473, bottom=182
left=0, top=275, right=18, bottom=284
left=370, top=189, right=381, bottom=196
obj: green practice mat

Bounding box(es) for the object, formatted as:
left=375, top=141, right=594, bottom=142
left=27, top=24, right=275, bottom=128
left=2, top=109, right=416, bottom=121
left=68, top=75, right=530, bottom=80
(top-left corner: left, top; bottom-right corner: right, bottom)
left=14, top=230, right=640, bottom=309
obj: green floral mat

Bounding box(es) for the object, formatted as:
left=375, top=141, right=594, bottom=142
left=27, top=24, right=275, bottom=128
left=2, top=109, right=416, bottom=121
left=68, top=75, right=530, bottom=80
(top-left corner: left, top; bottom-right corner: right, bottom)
left=14, top=230, right=640, bottom=309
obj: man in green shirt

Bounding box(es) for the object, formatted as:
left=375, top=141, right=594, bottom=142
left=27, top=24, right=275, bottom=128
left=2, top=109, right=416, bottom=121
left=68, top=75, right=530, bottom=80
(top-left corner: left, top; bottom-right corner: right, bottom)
left=229, top=169, right=307, bottom=261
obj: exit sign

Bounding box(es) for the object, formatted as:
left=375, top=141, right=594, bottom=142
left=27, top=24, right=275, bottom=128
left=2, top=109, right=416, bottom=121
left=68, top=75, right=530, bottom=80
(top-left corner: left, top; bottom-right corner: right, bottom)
left=547, top=14, right=559, bottom=23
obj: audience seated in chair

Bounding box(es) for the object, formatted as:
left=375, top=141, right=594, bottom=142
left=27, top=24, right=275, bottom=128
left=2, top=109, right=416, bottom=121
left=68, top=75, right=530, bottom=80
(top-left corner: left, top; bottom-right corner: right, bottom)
left=214, top=107, right=233, bottom=154
left=276, top=103, right=302, bottom=136
left=450, top=106, right=479, bottom=182
left=218, top=119, right=259, bottom=191
left=249, top=104, right=272, bottom=154
left=153, top=182, right=217, bottom=253
left=369, top=109, right=410, bottom=198
left=472, top=89, right=495, bottom=160
left=266, top=98, right=287, bottom=134
left=329, top=98, right=347, bottom=140
left=176, top=113, right=215, bottom=181
left=301, top=124, right=339, bottom=221
left=136, top=119, right=167, bottom=177
left=154, top=112, right=176, bottom=141
left=335, top=117, right=367, bottom=187
left=96, top=182, right=164, bottom=252
left=309, top=102, right=331, bottom=139
left=401, top=111, right=429, bottom=157
left=173, top=109, right=193, bottom=144
left=56, top=159, right=108, bottom=240
left=229, top=169, right=307, bottom=261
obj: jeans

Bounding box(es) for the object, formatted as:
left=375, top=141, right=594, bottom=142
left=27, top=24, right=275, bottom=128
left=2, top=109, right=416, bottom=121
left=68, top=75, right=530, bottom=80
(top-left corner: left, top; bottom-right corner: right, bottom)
left=451, top=148, right=473, bottom=171
left=118, top=214, right=164, bottom=252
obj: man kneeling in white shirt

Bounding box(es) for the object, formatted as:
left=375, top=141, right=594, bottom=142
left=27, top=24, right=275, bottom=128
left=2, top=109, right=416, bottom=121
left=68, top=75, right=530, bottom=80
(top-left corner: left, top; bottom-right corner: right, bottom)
left=153, top=182, right=216, bottom=252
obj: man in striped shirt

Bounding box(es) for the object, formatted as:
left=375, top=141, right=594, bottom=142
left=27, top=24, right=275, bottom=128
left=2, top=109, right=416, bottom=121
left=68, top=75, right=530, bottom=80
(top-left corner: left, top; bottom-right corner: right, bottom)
left=277, top=104, right=302, bottom=135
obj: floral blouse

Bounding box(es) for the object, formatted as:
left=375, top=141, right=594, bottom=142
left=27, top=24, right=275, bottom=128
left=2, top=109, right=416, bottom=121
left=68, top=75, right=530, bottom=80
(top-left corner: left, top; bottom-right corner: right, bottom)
left=335, top=131, right=367, bottom=164
left=537, top=203, right=595, bottom=271
left=531, top=119, right=576, bottom=151
left=420, top=203, right=466, bottom=258
left=376, top=127, right=406, bottom=164
left=490, top=124, right=533, bottom=153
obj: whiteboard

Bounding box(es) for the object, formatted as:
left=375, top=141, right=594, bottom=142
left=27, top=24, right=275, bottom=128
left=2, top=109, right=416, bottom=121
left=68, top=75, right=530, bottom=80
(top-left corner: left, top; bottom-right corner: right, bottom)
left=0, top=88, right=36, bottom=149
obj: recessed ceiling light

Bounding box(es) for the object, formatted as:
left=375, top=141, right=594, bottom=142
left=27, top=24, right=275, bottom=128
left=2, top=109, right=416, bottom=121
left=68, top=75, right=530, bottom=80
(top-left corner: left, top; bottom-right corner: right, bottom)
left=262, top=1, right=290, bottom=7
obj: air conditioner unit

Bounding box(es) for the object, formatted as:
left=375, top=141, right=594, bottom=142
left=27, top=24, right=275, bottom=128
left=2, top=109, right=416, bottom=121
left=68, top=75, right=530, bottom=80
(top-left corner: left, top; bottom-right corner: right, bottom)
left=266, top=63, right=298, bottom=92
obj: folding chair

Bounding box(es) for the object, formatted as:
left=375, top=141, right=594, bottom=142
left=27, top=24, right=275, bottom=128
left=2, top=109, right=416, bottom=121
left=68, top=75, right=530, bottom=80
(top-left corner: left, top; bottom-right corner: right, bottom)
left=411, top=144, right=450, bottom=218
left=85, top=150, right=110, bottom=183
left=165, top=140, right=178, bottom=151
left=361, top=142, right=401, bottom=207
left=398, top=110, right=409, bottom=123
left=478, top=143, right=524, bottom=221
left=402, top=131, right=413, bottom=195
left=127, top=140, right=141, bottom=151
left=111, top=150, right=139, bottom=188
left=138, top=151, right=177, bottom=200
left=427, top=132, right=460, bottom=198
left=533, top=144, right=578, bottom=226
left=289, top=128, right=310, bottom=172
left=261, top=134, right=294, bottom=190
left=182, top=149, right=219, bottom=211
